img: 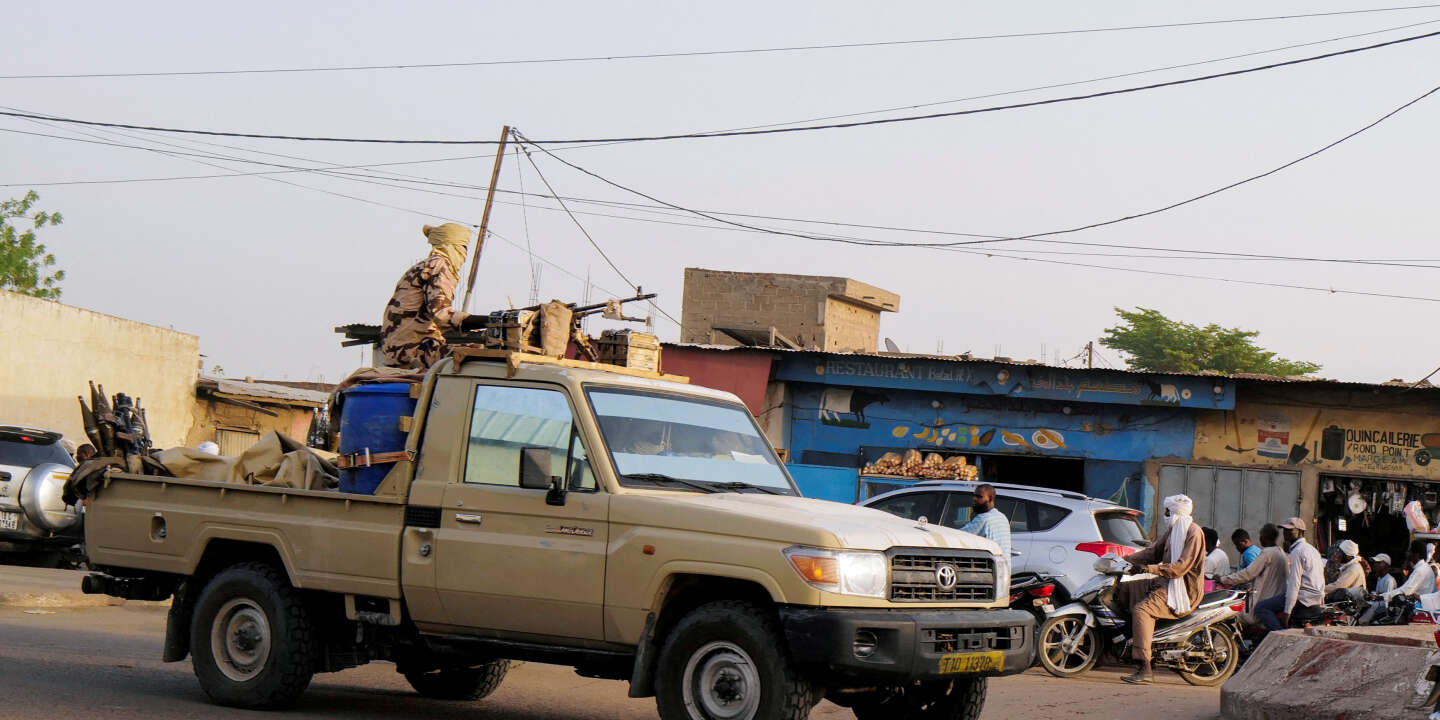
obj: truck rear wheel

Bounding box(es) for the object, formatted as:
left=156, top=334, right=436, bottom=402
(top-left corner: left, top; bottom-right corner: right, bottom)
left=655, top=600, right=817, bottom=720
left=851, top=678, right=987, bottom=720
left=189, top=562, right=316, bottom=709
left=404, top=660, right=510, bottom=700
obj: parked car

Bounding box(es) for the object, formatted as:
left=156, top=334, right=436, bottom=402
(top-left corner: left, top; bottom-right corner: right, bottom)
left=0, top=425, right=82, bottom=563
left=861, top=480, right=1147, bottom=601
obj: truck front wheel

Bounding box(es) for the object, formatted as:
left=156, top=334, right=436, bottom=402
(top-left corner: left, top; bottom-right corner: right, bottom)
left=851, top=678, right=987, bottom=720
left=655, top=600, right=817, bottom=720
left=189, top=562, right=317, bottom=709
left=404, top=660, right=510, bottom=700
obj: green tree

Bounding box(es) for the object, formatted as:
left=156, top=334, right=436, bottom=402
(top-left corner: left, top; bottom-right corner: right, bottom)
left=1, top=190, right=65, bottom=299
left=1100, top=307, right=1321, bottom=376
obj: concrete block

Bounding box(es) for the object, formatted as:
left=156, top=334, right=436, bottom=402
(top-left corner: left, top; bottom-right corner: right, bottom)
left=1220, top=629, right=1439, bottom=720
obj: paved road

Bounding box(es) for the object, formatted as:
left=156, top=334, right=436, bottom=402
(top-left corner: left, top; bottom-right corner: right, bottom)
left=0, top=605, right=1220, bottom=720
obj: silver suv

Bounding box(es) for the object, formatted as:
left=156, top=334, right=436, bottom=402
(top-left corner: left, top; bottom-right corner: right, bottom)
left=0, top=426, right=81, bottom=559
left=861, top=480, right=1147, bottom=601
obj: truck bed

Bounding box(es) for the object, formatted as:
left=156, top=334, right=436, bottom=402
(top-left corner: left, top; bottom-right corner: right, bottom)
left=85, top=472, right=405, bottom=598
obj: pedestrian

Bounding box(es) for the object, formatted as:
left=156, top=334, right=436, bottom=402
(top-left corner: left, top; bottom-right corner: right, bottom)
left=75, top=443, right=97, bottom=462
left=1370, top=553, right=1397, bottom=595
left=1220, top=523, right=1288, bottom=628
left=1254, top=517, right=1325, bottom=631
left=959, top=484, right=1011, bottom=565
left=1203, top=527, right=1231, bottom=586
left=1232, top=528, right=1261, bottom=570
left=378, top=223, right=475, bottom=369
left=1114, top=494, right=1206, bottom=685
left=1324, top=539, right=1366, bottom=602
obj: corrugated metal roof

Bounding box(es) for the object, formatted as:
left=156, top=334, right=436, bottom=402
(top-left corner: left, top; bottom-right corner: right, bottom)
left=198, top=377, right=330, bottom=405
left=662, top=342, right=1440, bottom=393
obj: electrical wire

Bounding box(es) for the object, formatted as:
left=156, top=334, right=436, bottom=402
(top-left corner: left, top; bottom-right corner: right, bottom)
left=3, top=29, right=1437, bottom=144
left=8, top=5, right=1439, bottom=80
left=512, top=131, right=683, bottom=327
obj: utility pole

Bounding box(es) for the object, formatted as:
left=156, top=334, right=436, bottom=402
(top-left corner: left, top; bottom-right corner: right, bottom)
left=1086, top=341, right=1094, bottom=369
left=461, top=125, right=511, bottom=312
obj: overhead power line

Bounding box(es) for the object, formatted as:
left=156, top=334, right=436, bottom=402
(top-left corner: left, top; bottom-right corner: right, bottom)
left=2, top=28, right=1437, bottom=145
left=7, top=5, right=1440, bottom=80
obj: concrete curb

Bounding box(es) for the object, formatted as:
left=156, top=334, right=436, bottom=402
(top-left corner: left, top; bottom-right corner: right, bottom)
left=1220, top=628, right=1438, bottom=720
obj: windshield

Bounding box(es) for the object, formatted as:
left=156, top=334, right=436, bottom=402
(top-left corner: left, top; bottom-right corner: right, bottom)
left=587, top=388, right=794, bottom=492
left=1096, top=511, right=1146, bottom=547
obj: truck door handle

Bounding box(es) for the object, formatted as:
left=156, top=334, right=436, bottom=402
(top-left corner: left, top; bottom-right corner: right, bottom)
left=454, top=513, right=484, bottom=525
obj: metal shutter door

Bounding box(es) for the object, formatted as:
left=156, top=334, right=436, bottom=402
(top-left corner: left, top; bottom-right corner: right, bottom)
left=216, top=428, right=260, bottom=456
left=1157, top=464, right=1300, bottom=533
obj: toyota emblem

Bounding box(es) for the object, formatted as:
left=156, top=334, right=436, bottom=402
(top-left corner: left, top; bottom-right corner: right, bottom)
left=935, top=563, right=959, bottom=590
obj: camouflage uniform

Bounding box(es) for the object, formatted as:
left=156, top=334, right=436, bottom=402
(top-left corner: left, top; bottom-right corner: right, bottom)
left=379, top=256, right=469, bottom=369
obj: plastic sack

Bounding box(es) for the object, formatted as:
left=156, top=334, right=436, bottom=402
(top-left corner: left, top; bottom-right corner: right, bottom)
left=1406, top=500, right=1432, bottom=533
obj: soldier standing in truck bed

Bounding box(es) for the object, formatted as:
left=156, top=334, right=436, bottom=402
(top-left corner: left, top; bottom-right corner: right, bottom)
left=379, top=223, right=474, bottom=369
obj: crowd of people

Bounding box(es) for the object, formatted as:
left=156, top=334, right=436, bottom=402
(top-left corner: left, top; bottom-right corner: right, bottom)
left=1205, top=518, right=1436, bottom=631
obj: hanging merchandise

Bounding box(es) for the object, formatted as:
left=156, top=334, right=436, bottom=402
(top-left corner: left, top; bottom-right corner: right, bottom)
left=1406, top=500, right=1432, bottom=533
left=1347, top=491, right=1367, bottom=516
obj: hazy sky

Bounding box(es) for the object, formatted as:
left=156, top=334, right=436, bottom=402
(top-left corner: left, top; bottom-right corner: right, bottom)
left=4, top=2, right=1438, bottom=384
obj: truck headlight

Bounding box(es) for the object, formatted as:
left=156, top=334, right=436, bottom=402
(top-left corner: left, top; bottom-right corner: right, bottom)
left=994, top=558, right=1010, bottom=603
left=784, top=547, right=887, bottom=598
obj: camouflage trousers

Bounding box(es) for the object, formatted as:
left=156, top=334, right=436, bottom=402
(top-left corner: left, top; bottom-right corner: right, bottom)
left=381, top=337, right=446, bottom=370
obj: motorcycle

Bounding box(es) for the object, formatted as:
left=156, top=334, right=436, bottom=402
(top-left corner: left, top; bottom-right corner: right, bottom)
left=1035, top=555, right=1246, bottom=686
left=1009, top=571, right=1060, bottom=625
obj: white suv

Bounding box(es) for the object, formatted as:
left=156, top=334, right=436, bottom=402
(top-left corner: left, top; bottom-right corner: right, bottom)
left=861, top=481, right=1147, bottom=601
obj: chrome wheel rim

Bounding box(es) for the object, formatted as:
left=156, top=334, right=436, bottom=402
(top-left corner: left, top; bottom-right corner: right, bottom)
left=1184, top=627, right=1232, bottom=679
left=1041, top=617, right=1094, bottom=671
left=210, top=597, right=271, bottom=682
left=682, top=641, right=761, bottom=720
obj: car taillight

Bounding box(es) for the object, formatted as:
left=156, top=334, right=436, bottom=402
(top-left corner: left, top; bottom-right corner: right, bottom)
left=1028, top=584, right=1055, bottom=598
left=1229, top=602, right=1246, bottom=612
left=1075, top=542, right=1136, bottom=557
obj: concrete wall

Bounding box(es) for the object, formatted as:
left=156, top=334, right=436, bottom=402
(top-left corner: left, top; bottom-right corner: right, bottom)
left=680, top=268, right=897, bottom=350
left=0, top=291, right=199, bottom=449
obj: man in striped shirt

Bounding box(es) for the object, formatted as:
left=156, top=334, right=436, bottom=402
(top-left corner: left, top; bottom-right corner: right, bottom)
left=960, top=484, right=1012, bottom=562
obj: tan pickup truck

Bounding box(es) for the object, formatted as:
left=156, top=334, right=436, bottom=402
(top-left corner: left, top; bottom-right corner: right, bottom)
left=79, top=352, right=1032, bottom=720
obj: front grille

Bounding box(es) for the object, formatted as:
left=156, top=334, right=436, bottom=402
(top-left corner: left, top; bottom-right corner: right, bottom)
left=922, top=626, right=1024, bottom=654
left=890, top=550, right=996, bottom=602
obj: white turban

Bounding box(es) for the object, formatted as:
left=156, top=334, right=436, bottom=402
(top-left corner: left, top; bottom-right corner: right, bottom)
left=1163, top=494, right=1195, bottom=614
left=1338, top=539, right=1359, bottom=558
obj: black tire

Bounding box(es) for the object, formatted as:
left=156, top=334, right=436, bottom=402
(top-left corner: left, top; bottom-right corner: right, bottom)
left=851, top=678, right=988, bottom=720
left=654, top=600, right=818, bottom=720
left=1176, top=625, right=1240, bottom=687
left=404, top=661, right=510, bottom=700
left=1036, top=615, right=1101, bottom=678
left=189, top=562, right=317, bottom=709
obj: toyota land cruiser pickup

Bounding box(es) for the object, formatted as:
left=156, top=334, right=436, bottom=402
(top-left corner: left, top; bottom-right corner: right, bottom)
left=79, top=351, right=1032, bottom=720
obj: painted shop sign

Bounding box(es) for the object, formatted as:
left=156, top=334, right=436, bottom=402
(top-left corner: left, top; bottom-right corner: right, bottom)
left=1194, top=402, right=1440, bottom=477
left=775, top=356, right=1235, bottom=410
left=790, top=386, right=1196, bottom=463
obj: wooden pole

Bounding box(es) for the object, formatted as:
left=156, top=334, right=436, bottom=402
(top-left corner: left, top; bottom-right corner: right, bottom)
left=461, top=125, right=511, bottom=312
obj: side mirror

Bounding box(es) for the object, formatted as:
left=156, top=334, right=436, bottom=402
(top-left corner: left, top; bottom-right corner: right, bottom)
left=519, top=447, right=552, bottom=490
left=519, top=447, right=567, bottom=506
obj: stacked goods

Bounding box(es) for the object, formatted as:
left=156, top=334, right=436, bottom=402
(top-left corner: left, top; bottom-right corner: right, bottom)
left=861, top=449, right=979, bottom=481
left=863, top=452, right=903, bottom=475
left=901, top=449, right=924, bottom=475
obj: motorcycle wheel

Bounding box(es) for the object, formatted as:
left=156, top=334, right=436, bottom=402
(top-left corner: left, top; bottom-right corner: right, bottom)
left=1036, top=615, right=1100, bottom=678
left=1176, top=625, right=1240, bottom=687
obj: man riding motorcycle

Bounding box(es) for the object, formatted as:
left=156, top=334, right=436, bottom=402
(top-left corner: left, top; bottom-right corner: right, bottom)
left=1115, top=494, right=1206, bottom=685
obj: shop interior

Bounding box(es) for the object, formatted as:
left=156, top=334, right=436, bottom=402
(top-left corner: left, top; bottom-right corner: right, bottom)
left=1317, top=473, right=1431, bottom=571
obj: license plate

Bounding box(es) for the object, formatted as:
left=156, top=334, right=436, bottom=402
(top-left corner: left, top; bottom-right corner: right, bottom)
left=938, top=651, right=1003, bottom=674
left=0, top=511, right=19, bottom=531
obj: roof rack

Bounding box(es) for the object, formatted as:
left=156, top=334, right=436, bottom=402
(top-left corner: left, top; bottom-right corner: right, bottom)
left=450, top=347, right=690, bottom=384
left=909, top=479, right=1098, bottom=502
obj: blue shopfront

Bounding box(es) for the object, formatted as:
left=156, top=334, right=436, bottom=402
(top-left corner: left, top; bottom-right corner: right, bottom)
left=770, top=353, right=1234, bottom=530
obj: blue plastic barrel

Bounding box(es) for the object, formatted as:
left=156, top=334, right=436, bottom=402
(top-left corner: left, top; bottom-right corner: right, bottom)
left=337, top=383, right=416, bottom=494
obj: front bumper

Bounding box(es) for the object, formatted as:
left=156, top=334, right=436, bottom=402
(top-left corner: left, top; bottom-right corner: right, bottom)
left=779, top=606, right=1034, bottom=681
